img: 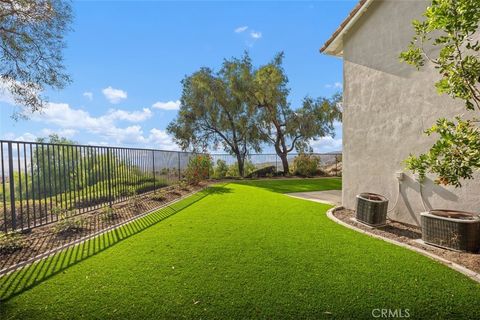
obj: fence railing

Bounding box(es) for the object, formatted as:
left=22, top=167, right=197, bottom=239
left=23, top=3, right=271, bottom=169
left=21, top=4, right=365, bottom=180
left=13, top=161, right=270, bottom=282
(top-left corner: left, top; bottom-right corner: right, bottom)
left=0, top=140, right=195, bottom=233
left=0, top=139, right=342, bottom=232
left=210, top=153, right=342, bottom=177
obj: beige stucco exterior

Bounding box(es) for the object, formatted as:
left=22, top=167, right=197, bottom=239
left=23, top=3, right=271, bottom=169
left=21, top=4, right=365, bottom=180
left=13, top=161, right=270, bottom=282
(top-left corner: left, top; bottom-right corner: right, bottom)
left=339, top=0, right=479, bottom=226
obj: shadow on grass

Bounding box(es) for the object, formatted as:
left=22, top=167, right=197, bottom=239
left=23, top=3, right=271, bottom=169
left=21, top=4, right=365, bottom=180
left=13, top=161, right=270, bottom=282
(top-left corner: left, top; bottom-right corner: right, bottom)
left=0, top=186, right=230, bottom=302
left=234, top=178, right=342, bottom=194
left=206, top=185, right=233, bottom=195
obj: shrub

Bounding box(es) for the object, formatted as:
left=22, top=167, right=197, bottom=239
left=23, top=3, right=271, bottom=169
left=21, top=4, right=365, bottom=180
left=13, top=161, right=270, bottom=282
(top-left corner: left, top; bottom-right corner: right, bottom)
left=226, top=160, right=256, bottom=177
left=177, top=180, right=190, bottom=191
left=293, top=154, right=320, bottom=177
left=51, top=206, right=66, bottom=217
left=185, top=154, right=212, bottom=185
left=151, top=189, right=168, bottom=201
left=100, top=206, right=118, bottom=221
left=244, top=161, right=256, bottom=176
left=226, top=163, right=240, bottom=177
left=245, top=166, right=276, bottom=178
left=214, top=159, right=228, bottom=179
left=128, top=190, right=142, bottom=209
left=53, top=212, right=86, bottom=235
left=0, top=232, right=25, bottom=254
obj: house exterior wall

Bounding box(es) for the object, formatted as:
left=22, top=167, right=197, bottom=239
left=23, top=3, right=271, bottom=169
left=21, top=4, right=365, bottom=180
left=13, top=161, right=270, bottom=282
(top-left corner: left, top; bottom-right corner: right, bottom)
left=342, top=0, right=480, bottom=226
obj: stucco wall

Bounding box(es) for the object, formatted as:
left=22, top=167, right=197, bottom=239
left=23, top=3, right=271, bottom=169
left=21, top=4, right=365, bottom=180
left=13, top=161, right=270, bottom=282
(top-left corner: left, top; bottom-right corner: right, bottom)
left=342, top=0, right=479, bottom=226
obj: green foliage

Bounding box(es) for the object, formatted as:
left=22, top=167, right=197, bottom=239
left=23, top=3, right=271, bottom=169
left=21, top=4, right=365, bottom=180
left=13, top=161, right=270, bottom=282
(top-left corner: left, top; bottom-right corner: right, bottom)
left=185, top=154, right=212, bottom=185
left=127, top=189, right=142, bottom=209
left=245, top=161, right=256, bottom=176
left=1, top=1, right=72, bottom=119
left=159, top=168, right=170, bottom=175
left=293, top=154, right=320, bottom=177
left=226, top=163, right=240, bottom=177
left=167, top=53, right=263, bottom=177
left=151, top=189, right=168, bottom=202
left=405, top=117, right=480, bottom=187
left=53, top=213, right=86, bottom=236
left=168, top=52, right=341, bottom=176
left=250, top=53, right=342, bottom=173
left=177, top=180, right=190, bottom=191
left=0, top=232, right=25, bottom=254
left=213, top=159, right=229, bottom=179
left=400, top=0, right=480, bottom=110
left=401, top=0, right=480, bottom=186
left=226, top=160, right=256, bottom=177
left=100, top=206, right=118, bottom=221
left=51, top=206, right=66, bottom=216
left=245, top=166, right=276, bottom=178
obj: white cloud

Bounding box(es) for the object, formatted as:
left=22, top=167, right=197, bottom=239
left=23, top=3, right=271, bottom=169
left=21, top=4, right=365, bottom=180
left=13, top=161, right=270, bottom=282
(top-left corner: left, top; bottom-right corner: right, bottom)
left=86, top=141, right=109, bottom=146
left=83, top=91, right=93, bottom=101
left=0, top=81, right=16, bottom=105
left=31, top=103, right=151, bottom=129
left=3, top=132, right=37, bottom=142
left=234, top=26, right=248, bottom=33
left=40, top=128, right=77, bottom=138
left=250, top=31, right=262, bottom=39
left=152, top=100, right=181, bottom=111
left=29, top=102, right=177, bottom=148
left=102, top=86, right=127, bottom=104
left=106, top=108, right=152, bottom=122
left=147, top=128, right=179, bottom=150
left=310, top=136, right=342, bottom=153
left=325, top=82, right=343, bottom=89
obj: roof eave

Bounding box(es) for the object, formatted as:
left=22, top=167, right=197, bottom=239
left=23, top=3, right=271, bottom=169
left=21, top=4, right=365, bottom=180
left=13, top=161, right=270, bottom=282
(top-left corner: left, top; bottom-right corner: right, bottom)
left=320, top=0, right=375, bottom=57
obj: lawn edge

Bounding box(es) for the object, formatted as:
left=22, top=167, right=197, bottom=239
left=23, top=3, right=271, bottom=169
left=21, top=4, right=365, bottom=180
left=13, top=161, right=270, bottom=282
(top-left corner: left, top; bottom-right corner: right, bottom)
left=326, top=206, right=480, bottom=284
left=284, top=193, right=337, bottom=206
left=0, top=187, right=208, bottom=278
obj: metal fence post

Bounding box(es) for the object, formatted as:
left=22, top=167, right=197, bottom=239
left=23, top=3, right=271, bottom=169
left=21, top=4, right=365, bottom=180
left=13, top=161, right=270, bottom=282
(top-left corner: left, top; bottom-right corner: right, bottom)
left=106, top=148, right=113, bottom=207
left=7, top=142, right=16, bottom=231
left=152, top=150, right=156, bottom=193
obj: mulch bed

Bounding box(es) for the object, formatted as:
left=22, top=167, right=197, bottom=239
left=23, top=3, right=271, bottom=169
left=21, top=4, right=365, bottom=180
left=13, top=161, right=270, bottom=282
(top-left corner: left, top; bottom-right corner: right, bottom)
left=0, top=182, right=209, bottom=273
left=333, top=208, right=480, bottom=274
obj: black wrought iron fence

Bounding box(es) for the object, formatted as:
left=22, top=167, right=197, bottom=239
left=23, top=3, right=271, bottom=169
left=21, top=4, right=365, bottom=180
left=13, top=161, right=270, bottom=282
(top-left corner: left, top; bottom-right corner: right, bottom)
left=0, top=139, right=342, bottom=233
left=209, top=153, right=342, bottom=178
left=0, top=140, right=195, bottom=233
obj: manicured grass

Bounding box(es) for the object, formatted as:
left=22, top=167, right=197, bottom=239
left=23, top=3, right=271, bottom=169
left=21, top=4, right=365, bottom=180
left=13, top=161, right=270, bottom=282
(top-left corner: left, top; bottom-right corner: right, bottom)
left=1, top=180, right=479, bottom=319
left=237, top=177, right=341, bottom=193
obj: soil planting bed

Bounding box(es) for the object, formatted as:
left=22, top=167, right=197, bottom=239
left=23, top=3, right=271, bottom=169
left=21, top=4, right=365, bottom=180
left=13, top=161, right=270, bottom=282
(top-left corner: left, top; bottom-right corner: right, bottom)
left=334, top=208, right=480, bottom=273
left=0, top=183, right=208, bottom=273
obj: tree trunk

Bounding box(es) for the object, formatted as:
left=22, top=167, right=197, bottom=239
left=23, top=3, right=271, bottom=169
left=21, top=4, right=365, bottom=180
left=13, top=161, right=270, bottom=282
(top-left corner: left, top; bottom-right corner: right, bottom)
left=279, top=153, right=289, bottom=175
left=236, top=154, right=245, bottom=177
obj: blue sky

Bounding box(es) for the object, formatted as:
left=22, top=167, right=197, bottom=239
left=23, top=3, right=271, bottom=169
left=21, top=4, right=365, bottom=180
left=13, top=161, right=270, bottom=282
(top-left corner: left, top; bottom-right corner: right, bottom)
left=0, top=0, right=354, bottom=152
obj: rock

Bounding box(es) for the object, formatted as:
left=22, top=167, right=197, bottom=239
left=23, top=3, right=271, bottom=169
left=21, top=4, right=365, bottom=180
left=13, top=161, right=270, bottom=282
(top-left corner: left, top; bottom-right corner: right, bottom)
left=245, top=166, right=276, bottom=178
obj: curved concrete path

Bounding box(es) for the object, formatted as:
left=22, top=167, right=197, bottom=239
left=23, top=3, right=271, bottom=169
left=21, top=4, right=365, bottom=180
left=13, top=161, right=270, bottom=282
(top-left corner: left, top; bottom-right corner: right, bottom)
left=286, top=189, right=342, bottom=206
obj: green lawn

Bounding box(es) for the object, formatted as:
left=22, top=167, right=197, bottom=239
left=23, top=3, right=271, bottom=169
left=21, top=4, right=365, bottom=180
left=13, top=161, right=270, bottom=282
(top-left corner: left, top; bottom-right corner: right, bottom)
left=237, top=177, right=342, bottom=193
left=1, top=179, right=479, bottom=319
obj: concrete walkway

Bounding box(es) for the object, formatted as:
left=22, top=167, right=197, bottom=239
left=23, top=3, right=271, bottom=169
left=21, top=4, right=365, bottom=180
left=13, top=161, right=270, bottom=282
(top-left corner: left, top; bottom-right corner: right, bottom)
left=286, top=190, right=342, bottom=206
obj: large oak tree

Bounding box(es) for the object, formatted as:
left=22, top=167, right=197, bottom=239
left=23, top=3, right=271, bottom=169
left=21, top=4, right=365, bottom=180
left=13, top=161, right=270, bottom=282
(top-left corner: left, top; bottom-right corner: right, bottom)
left=168, top=52, right=341, bottom=176
left=167, top=54, right=262, bottom=177
left=250, top=53, right=342, bottom=174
